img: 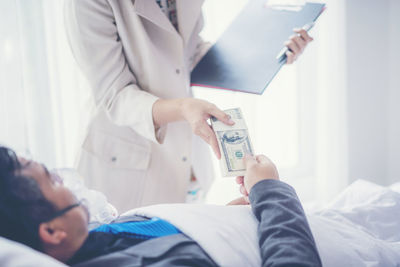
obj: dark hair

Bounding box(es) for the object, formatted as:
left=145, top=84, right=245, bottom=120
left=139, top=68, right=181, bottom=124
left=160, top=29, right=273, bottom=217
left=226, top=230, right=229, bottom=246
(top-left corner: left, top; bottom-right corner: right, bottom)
left=0, top=146, right=57, bottom=251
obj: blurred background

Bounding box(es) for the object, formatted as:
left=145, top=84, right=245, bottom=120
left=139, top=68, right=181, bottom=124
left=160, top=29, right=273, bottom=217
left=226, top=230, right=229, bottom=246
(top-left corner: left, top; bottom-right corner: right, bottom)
left=1, top=0, right=399, bottom=206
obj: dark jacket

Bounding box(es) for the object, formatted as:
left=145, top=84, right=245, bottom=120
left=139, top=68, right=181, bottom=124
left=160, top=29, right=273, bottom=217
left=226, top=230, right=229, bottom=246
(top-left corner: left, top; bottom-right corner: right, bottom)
left=73, top=179, right=322, bottom=267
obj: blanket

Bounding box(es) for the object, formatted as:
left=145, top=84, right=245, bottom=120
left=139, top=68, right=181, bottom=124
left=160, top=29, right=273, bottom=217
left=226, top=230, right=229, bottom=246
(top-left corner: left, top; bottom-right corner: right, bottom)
left=119, top=180, right=400, bottom=267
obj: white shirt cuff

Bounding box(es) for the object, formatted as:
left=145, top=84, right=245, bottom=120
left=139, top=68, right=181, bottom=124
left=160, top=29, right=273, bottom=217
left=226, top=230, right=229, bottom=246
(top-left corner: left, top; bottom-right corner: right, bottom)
left=106, top=84, right=166, bottom=144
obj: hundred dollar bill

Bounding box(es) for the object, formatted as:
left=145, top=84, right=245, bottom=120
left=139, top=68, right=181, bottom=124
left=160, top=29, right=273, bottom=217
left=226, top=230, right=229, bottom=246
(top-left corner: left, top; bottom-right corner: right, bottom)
left=211, top=108, right=254, bottom=177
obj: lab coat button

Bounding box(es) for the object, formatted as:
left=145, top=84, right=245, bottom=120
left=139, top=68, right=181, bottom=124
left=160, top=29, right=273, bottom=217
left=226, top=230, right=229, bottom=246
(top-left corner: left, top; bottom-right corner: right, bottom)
left=111, top=156, right=117, bottom=162
left=176, top=69, right=180, bottom=74
left=182, top=156, right=187, bottom=162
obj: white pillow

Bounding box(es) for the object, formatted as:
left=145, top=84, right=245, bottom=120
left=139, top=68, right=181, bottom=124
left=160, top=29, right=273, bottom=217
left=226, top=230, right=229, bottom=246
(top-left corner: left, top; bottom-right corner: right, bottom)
left=0, top=237, right=67, bottom=267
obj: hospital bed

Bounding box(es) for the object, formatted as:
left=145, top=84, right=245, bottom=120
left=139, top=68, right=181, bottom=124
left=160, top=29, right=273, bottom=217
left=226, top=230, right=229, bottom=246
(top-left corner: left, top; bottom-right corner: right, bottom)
left=1, top=178, right=400, bottom=266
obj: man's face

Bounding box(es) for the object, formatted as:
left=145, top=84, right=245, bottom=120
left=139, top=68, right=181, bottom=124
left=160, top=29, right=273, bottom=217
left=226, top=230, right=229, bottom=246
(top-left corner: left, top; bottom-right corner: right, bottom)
left=18, top=157, right=89, bottom=242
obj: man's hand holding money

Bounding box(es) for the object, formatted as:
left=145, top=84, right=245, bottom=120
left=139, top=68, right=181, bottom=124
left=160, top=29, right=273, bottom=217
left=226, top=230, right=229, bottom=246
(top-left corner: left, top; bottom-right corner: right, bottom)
left=210, top=108, right=279, bottom=205
left=234, top=154, right=280, bottom=204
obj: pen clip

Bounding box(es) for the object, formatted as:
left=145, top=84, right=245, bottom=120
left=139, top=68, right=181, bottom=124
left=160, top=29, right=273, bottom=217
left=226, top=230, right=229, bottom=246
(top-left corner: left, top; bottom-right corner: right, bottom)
left=276, top=47, right=288, bottom=62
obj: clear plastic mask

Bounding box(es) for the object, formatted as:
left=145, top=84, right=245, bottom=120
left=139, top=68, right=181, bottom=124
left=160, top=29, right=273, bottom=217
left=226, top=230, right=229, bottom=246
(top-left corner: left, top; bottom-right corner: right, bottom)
left=52, top=168, right=118, bottom=229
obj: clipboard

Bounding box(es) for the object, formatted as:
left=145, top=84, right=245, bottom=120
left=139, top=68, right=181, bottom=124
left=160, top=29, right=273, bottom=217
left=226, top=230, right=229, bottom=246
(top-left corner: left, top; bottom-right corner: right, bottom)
left=190, top=1, right=326, bottom=95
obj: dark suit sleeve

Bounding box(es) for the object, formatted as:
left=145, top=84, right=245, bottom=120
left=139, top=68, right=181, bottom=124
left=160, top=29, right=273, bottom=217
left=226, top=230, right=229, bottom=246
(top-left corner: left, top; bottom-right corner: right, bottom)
left=249, top=179, right=322, bottom=267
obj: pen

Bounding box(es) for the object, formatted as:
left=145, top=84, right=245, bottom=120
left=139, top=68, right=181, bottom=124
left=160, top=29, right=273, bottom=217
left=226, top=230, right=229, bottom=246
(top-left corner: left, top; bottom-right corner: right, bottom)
left=276, top=22, right=315, bottom=62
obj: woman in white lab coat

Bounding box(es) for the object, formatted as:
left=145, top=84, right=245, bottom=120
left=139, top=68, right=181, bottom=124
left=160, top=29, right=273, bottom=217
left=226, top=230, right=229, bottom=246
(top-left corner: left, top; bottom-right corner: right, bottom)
left=64, top=0, right=311, bottom=212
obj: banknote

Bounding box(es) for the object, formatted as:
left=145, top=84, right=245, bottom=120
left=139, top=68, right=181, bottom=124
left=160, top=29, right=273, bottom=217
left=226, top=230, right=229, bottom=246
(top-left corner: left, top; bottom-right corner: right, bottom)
left=211, top=108, right=254, bottom=177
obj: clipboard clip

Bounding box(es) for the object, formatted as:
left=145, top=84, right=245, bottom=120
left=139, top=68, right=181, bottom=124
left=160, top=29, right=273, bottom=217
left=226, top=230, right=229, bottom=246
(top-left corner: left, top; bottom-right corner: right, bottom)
left=265, top=0, right=306, bottom=11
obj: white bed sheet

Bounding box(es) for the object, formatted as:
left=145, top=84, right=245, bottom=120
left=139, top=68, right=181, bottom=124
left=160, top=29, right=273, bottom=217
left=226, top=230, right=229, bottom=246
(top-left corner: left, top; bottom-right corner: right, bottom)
left=122, top=179, right=400, bottom=267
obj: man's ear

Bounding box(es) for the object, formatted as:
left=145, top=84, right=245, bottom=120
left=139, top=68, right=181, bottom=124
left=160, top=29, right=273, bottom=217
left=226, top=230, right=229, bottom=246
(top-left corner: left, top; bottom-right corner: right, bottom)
left=38, top=222, right=67, bottom=246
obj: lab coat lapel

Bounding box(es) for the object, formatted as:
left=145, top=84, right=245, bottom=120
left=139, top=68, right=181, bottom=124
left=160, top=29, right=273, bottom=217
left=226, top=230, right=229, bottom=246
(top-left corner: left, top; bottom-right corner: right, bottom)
left=176, top=0, right=204, bottom=45
left=133, top=0, right=178, bottom=36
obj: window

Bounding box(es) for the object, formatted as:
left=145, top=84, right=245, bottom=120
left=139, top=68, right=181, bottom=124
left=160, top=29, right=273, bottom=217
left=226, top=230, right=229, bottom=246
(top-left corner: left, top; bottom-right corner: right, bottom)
left=0, top=0, right=92, bottom=169
left=199, top=0, right=318, bottom=204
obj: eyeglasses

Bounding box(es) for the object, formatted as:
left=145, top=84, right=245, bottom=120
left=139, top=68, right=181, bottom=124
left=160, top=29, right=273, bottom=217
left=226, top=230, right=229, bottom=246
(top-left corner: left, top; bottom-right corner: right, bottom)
left=42, top=199, right=87, bottom=223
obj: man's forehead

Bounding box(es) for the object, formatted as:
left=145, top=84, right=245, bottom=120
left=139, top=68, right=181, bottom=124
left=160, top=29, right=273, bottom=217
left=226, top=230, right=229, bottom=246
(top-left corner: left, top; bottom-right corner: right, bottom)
left=18, top=158, right=47, bottom=181
left=18, top=158, right=64, bottom=204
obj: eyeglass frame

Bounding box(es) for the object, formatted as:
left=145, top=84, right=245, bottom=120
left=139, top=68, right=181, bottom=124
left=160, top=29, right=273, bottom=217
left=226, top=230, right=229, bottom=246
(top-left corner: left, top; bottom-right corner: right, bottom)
left=41, top=199, right=86, bottom=223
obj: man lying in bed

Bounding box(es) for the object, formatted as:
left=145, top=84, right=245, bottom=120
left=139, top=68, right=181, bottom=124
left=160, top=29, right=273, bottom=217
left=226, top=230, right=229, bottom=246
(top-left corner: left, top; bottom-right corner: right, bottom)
left=0, top=146, right=322, bottom=267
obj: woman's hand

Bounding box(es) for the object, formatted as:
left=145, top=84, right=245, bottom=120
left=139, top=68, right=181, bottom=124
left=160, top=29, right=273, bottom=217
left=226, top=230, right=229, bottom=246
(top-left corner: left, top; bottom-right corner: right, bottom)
left=152, top=98, right=234, bottom=159
left=180, top=98, right=234, bottom=159
left=285, top=28, right=314, bottom=64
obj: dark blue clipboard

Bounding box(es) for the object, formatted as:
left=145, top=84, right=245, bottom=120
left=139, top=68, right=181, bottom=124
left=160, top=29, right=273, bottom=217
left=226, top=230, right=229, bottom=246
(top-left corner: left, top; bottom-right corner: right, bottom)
left=190, top=1, right=326, bottom=95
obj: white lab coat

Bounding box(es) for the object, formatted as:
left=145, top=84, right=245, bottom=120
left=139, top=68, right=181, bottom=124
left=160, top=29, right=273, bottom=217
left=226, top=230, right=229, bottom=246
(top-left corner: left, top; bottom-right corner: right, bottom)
left=64, top=0, right=214, bottom=212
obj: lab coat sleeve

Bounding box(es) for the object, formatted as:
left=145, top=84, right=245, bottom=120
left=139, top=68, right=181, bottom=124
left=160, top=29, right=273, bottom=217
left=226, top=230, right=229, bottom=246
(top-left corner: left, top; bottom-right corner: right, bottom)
left=64, top=0, right=166, bottom=144
left=249, top=179, right=322, bottom=267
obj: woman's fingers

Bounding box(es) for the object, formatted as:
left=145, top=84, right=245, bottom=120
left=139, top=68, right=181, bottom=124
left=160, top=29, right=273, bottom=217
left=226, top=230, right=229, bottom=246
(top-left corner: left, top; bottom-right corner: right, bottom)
left=294, top=28, right=314, bottom=43
left=186, top=100, right=235, bottom=159
left=285, top=39, right=300, bottom=55
left=208, top=131, right=221, bottom=159
left=198, top=122, right=221, bottom=159
left=291, top=35, right=306, bottom=53
left=284, top=39, right=299, bottom=64
left=286, top=51, right=295, bottom=64
left=208, top=104, right=235, bottom=126
left=284, top=28, right=313, bottom=64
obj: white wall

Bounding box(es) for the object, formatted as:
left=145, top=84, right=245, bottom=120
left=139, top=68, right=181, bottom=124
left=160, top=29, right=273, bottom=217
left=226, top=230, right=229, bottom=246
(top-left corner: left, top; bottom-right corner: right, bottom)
left=313, top=0, right=349, bottom=203
left=346, top=0, right=400, bottom=185
left=387, top=0, right=400, bottom=183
